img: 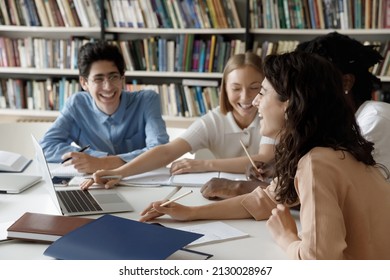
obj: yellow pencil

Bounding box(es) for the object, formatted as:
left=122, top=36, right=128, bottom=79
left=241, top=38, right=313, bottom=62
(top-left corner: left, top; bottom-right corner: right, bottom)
left=148, top=190, right=193, bottom=214
left=239, top=139, right=257, bottom=170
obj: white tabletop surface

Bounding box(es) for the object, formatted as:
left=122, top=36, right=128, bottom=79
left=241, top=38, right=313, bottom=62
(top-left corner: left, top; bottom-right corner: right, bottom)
left=0, top=162, right=290, bottom=260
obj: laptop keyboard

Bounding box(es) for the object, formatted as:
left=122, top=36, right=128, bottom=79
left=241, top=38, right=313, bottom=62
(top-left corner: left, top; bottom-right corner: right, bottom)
left=57, top=190, right=103, bottom=213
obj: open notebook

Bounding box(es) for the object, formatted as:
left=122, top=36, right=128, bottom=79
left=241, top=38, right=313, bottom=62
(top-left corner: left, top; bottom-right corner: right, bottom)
left=68, top=168, right=247, bottom=188
left=50, top=165, right=85, bottom=177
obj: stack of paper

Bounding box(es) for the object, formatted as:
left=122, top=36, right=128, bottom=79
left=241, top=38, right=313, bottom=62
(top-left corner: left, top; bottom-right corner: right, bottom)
left=178, top=221, right=249, bottom=246
left=50, top=165, right=84, bottom=177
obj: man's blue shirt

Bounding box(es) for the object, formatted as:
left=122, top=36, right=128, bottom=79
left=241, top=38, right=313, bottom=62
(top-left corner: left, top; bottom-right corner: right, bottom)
left=40, top=90, right=169, bottom=163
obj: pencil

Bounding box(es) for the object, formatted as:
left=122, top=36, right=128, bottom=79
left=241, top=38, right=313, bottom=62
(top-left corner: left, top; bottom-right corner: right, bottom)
left=61, top=145, right=90, bottom=164
left=160, top=190, right=193, bottom=207
left=164, top=186, right=182, bottom=200
left=148, top=190, right=193, bottom=214
left=239, top=139, right=257, bottom=170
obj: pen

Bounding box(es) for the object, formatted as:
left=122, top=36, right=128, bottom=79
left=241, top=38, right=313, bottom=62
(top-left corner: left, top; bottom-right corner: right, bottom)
left=148, top=190, right=193, bottom=214
left=61, top=145, right=90, bottom=164
left=239, top=139, right=257, bottom=170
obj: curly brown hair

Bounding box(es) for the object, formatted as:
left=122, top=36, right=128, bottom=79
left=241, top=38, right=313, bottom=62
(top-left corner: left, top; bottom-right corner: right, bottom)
left=263, top=52, right=376, bottom=204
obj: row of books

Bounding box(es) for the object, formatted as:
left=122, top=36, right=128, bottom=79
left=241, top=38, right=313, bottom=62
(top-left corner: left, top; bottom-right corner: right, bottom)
left=116, top=35, right=246, bottom=73
left=372, top=41, right=390, bottom=77
left=252, top=40, right=300, bottom=61
left=0, top=78, right=220, bottom=117
left=0, top=36, right=92, bottom=69
left=106, top=0, right=241, bottom=29
left=2, top=75, right=390, bottom=117
left=0, top=78, right=79, bottom=111
left=0, top=0, right=241, bottom=29
left=1, top=33, right=389, bottom=77
left=250, top=0, right=390, bottom=29
left=253, top=39, right=390, bottom=78
left=125, top=80, right=220, bottom=117
left=0, top=35, right=245, bottom=73
left=0, top=0, right=101, bottom=27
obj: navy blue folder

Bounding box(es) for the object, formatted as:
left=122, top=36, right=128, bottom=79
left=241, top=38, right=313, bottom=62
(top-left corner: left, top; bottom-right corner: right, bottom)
left=43, top=214, right=203, bottom=260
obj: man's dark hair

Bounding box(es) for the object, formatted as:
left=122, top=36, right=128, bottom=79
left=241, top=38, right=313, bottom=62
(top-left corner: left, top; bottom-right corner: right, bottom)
left=77, top=41, right=126, bottom=77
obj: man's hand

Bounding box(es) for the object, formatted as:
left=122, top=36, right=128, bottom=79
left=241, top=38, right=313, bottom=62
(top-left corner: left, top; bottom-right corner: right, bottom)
left=61, top=152, right=125, bottom=173
left=200, top=178, right=261, bottom=200
left=246, top=160, right=275, bottom=182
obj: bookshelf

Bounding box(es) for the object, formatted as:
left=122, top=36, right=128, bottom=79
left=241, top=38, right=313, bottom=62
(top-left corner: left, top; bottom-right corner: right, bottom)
left=0, top=0, right=389, bottom=126
left=103, top=0, right=249, bottom=126
left=247, top=0, right=390, bottom=101
left=0, top=0, right=248, bottom=127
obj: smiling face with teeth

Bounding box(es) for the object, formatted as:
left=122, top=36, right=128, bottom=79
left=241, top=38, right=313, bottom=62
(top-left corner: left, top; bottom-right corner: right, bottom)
left=252, top=78, right=288, bottom=140
left=80, top=60, right=124, bottom=115
left=225, top=65, right=262, bottom=129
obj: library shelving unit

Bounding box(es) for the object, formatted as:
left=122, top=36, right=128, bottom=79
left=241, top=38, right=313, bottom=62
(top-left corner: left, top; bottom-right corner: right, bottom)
left=1, top=0, right=389, bottom=127
left=0, top=25, right=101, bottom=123
left=247, top=0, right=390, bottom=100
left=249, top=29, right=390, bottom=82
left=0, top=0, right=248, bottom=128
left=103, top=0, right=248, bottom=128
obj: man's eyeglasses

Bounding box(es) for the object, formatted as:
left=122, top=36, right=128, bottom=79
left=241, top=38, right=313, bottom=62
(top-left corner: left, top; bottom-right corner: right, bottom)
left=86, top=73, right=123, bottom=86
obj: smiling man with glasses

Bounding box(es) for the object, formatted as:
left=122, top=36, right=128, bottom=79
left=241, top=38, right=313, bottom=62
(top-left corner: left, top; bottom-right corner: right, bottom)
left=40, top=41, right=169, bottom=173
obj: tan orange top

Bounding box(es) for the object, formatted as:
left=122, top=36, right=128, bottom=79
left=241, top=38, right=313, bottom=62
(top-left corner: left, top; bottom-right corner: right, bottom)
left=242, top=147, right=390, bottom=259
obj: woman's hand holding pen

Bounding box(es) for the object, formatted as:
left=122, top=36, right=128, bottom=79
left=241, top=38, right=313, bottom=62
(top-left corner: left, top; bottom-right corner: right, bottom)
left=139, top=200, right=193, bottom=222
left=80, top=169, right=122, bottom=190
left=139, top=190, right=194, bottom=222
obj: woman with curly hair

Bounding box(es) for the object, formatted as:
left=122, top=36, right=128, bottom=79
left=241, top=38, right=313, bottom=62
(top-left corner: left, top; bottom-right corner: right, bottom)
left=140, top=51, right=390, bottom=260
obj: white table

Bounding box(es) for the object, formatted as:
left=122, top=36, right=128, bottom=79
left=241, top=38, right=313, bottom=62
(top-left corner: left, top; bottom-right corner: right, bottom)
left=0, top=163, right=289, bottom=260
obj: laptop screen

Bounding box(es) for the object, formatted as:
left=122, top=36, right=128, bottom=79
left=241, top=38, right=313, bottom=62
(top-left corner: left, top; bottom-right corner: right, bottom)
left=31, top=135, right=63, bottom=214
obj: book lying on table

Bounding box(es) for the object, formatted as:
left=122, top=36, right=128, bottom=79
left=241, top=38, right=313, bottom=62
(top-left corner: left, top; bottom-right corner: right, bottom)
left=0, top=151, right=31, bottom=172
left=7, top=212, right=93, bottom=242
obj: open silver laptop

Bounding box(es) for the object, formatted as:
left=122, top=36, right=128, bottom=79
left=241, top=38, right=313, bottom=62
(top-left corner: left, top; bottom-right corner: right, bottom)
left=32, top=135, right=134, bottom=216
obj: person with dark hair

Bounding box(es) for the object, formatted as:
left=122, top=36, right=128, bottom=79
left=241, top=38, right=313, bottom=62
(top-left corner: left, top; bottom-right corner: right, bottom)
left=139, top=52, right=390, bottom=259
left=296, top=31, right=390, bottom=172
left=200, top=31, right=390, bottom=200
left=80, top=52, right=275, bottom=190
left=40, top=41, right=169, bottom=173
